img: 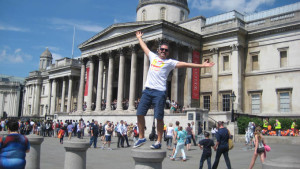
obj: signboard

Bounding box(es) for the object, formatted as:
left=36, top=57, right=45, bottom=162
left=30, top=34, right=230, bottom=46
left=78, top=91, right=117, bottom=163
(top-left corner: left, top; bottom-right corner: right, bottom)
left=192, top=50, right=200, bottom=99
left=188, top=113, right=194, bottom=120
left=84, top=67, right=90, bottom=96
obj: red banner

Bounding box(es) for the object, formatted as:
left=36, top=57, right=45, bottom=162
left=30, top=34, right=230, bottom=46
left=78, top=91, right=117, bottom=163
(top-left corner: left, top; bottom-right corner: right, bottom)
left=192, top=50, right=200, bottom=99
left=84, top=67, right=90, bottom=96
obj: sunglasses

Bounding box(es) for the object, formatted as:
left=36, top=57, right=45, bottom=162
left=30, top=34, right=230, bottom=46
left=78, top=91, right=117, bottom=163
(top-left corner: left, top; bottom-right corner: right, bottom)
left=160, top=48, right=169, bottom=52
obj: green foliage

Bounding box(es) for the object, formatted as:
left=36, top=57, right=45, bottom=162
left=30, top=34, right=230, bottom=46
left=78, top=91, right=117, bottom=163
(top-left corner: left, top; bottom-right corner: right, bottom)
left=237, top=117, right=299, bottom=133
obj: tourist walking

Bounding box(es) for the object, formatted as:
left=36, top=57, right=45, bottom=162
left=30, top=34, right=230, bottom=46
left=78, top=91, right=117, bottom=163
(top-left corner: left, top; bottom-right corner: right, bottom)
left=170, top=126, right=187, bottom=161
left=185, top=123, right=194, bottom=151
left=58, top=126, right=65, bottom=144
left=248, top=127, right=266, bottom=169
left=101, top=122, right=113, bottom=150
left=67, top=122, right=73, bottom=140
left=90, top=121, right=99, bottom=148
left=0, top=119, right=30, bottom=169
left=166, top=123, right=174, bottom=150
left=212, top=121, right=231, bottom=169
left=198, top=132, right=215, bottom=169
left=117, top=120, right=125, bottom=148
left=133, top=31, right=215, bottom=149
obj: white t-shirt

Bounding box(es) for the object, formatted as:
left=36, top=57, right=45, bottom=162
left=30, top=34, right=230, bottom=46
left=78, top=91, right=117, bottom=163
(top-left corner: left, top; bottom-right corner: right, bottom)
left=167, top=127, right=174, bottom=136
left=105, top=125, right=111, bottom=136
left=145, top=51, right=178, bottom=91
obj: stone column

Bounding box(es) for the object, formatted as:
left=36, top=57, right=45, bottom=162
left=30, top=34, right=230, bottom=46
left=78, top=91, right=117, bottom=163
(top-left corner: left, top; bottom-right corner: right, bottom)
left=51, top=79, right=57, bottom=115
left=171, top=45, right=178, bottom=102
left=67, top=76, right=73, bottom=113
left=143, top=53, right=149, bottom=89
left=184, top=47, right=192, bottom=108
left=231, top=44, right=242, bottom=112
left=86, top=57, right=94, bottom=112
left=0, top=92, right=4, bottom=117
left=95, top=55, right=104, bottom=111
left=23, top=87, right=27, bottom=115
left=31, top=85, right=35, bottom=115
left=105, top=53, right=114, bottom=111
left=63, top=139, right=90, bottom=169
left=25, top=135, right=44, bottom=169
left=47, top=80, right=52, bottom=116
left=211, top=48, right=219, bottom=111
left=77, top=60, right=86, bottom=112
left=128, top=46, right=137, bottom=111
left=131, top=149, right=166, bottom=169
left=26, top=86, right=30, bottom=115
left=61, top=78, right=66, bottom=112
left=116, top=49, right=125, bottom=110
left=34, top=84, right=41, bottom=116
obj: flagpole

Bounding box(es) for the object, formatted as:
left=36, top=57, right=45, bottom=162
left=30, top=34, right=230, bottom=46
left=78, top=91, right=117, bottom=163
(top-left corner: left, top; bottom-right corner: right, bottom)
left=71, top=26, right=75, bottom=58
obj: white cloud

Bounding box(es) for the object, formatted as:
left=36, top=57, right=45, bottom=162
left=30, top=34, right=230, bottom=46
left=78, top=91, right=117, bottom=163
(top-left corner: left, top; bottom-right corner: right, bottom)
left=49, top=18, right=104, bottom=33
left=0, top=23, right=29, bottom=32
left=52, top=53, right=63, bottom=63
left=0, top=47, right=32, bottom=63
left=190, top=0, right=275, bottom=13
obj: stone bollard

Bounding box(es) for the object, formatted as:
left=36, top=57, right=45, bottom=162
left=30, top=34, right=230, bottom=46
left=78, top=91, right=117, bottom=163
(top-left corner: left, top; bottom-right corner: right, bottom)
left=0, top=131, right=9, bottom=137
left=262, top=156, right=300, bottom=169
left=63, top=138, right=90, bottom=169
left=25, top=134, right=44, bottom=169
left=131, top=148, right=166, bottom=169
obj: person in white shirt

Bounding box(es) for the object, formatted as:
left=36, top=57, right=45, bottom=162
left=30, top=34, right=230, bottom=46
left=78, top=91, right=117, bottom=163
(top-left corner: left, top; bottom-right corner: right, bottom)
left=133, top=31, right=215, bottom=149
left=101, top=122, right=113, bottom=150
left=122, top=122, right=130, bottom=147
left=166, top=123, right=174, bottom=149
left=117, top=120, right=124, bottom=148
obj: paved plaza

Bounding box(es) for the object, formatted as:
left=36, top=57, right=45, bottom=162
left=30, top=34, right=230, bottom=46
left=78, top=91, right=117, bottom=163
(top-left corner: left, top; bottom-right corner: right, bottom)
left=39, top=136, right=300, bottom=169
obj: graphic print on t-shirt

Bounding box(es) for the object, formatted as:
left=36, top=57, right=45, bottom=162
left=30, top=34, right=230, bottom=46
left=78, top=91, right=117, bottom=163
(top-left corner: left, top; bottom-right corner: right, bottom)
left=150, top=59, right=165, bottom=71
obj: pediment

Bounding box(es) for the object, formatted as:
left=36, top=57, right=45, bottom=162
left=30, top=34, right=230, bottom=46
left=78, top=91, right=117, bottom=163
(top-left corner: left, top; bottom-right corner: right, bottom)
left=79, top=21, right=160, bottom=49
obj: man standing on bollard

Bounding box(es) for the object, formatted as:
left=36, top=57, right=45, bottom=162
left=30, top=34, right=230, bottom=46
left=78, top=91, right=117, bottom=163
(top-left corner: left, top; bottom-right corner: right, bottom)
left=90, top=121, right=99, bottom=148
left=133, top=31, right=215, bottom=149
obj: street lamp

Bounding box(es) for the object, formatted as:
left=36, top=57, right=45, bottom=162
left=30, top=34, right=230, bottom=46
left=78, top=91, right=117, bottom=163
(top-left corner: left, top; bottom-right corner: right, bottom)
left=230, top=91, right=236, bottom=122
left=45, top=105, right=48, bottom=120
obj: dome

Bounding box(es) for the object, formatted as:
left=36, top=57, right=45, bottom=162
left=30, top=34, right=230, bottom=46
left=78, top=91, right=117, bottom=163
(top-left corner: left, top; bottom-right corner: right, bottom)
left=137, top=0, right=189, bottom=13
left=40, top=48, right=52, bottom=58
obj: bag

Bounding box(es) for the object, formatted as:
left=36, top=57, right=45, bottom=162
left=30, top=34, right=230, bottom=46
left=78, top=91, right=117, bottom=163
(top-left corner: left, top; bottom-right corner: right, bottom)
left=227, top=129, right=234, bottom=150
left=264, top=144, right=271, bottom=152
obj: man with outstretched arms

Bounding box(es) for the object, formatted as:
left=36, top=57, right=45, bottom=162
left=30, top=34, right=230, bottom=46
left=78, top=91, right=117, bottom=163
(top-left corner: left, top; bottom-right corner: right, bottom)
left=133, top=31, right=215, bottom=149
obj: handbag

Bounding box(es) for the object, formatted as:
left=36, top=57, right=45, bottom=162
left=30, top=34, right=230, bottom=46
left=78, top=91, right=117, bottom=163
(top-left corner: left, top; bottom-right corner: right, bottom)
left=227, top=129, right=234, bottom=150
left=264, top=144, right=271, bottom=152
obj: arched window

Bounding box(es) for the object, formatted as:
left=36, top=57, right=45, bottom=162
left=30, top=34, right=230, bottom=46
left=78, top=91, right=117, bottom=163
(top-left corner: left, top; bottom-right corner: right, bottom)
left=160, top=7, right=166, bottom=20
left=180, top=11, right=185, bottom=21
left=142, top=10, right=146, bottom=21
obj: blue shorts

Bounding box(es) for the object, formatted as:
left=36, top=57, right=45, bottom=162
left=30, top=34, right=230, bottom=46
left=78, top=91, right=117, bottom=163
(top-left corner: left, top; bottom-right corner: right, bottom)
left=105, top=135, right=111, bottom=141
left=137, top=88, right=166, bottom=120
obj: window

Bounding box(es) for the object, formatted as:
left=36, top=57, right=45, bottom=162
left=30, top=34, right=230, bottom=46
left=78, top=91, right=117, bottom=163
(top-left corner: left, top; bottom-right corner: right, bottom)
left=203, top=95, right=210, bottom=110
left=222, top=94, right=230, bottom=111
left=279, top=92, right=290, bottom=112
left=280, top=51, right=287, bottom=68
left=28, top=105, right=31, bottom=114
left=142, top=10, right=146, bottom=21
left=42, top=86, right=45, bottom=95
left=251, top=94, right=261, bottom=113
left=40, top=105, right=44, bottom=115
left=252, top=55, right=259, bottom=71
left=180, top=11, right=185, bottom=21
left=203, top=58, right=211, bottom=74
left=160, top=7, right=166, bottom=20
left=223, top=56, right=229, bottom=71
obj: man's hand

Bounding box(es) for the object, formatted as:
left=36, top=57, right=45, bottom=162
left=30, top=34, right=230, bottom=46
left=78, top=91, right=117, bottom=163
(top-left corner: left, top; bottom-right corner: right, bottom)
left=202, top=60, right=215, bottom=67
left=136, top=31, right=143, bottom=39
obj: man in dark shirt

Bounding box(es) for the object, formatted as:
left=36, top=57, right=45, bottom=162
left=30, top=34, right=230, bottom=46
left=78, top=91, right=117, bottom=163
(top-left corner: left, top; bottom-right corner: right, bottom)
left=199, top=132, right=215, bottom=169
left=212, top=121, right=231, bottom=169
left=90, top=121, right=99, bottom=148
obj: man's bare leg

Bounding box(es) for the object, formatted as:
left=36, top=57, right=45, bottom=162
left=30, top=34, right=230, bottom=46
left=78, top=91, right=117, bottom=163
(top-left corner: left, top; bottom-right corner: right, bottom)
left=137, top=115, right=145, bottom=139
left=157, top=119, right=164, bottom=143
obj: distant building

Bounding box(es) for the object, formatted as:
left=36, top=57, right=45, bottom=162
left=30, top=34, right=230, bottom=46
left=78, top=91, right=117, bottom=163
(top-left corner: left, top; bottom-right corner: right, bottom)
left=24, top=0, right=300, bottom=120
left=0, top=74, right=25, bottom=118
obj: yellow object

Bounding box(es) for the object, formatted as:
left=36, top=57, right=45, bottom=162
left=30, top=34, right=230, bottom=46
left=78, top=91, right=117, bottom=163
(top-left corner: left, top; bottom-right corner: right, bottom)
left=275, top=121, right=281, bottom=130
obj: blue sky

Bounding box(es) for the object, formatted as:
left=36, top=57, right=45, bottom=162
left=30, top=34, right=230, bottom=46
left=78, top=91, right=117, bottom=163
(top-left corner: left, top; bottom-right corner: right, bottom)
left=0, top=0, right=299, bottom=78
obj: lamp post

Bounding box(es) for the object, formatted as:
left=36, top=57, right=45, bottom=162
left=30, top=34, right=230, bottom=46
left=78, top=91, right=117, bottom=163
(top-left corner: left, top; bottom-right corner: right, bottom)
left=230, top=91, right=236, bottom=122
left=45, top=105, right=48, bottom=120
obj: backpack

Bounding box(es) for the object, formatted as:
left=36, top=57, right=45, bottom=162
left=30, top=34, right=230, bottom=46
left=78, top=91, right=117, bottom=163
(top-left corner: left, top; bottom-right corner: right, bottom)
left=133, top=127, right=139, bottom=137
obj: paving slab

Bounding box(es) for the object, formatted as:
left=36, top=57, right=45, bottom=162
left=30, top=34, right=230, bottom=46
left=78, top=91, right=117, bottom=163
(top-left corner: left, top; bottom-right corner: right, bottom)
left=38, top=136, right=300, bottom=169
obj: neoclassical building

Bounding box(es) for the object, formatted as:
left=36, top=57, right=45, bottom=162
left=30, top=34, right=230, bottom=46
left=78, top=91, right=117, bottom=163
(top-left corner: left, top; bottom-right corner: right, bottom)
left=23, top=0, right=300, bottom=120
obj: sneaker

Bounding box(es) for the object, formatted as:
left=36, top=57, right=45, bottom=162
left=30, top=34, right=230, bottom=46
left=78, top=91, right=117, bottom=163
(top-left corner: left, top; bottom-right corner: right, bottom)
left=150, top=142, right=161, bottom=149
left=107, top=148, right=112, bottom=150
left=133, top=138, right=147, bottom=148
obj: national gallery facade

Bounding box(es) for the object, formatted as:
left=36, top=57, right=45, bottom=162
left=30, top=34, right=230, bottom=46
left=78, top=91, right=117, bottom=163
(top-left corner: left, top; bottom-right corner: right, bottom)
left=19, top=0, right=300, bottom=120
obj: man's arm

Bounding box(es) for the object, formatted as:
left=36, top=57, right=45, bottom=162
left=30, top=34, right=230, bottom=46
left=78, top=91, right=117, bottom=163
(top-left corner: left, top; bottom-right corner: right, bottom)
left=136, top=31, right=150, bottom=57
left=175, top=60, right=215, bottom=68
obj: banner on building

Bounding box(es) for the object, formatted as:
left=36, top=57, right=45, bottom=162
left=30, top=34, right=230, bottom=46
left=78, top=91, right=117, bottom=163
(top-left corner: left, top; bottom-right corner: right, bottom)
left=84, top=67, right=90, bottom=96
left=192, top=50, right=200, bottom=99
